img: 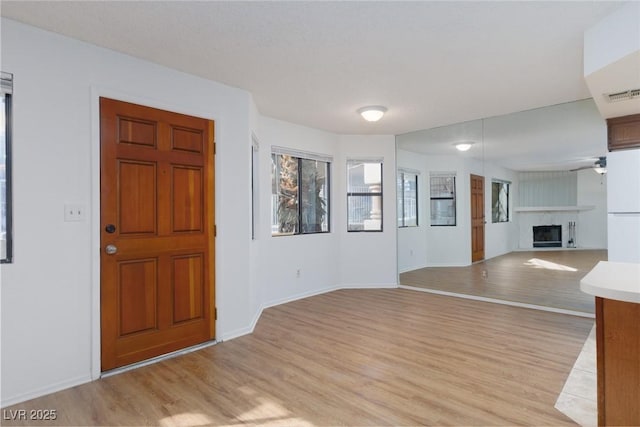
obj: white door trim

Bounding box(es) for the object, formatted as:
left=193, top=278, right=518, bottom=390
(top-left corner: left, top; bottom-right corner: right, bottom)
left=89, top=86, right=219, bottom=380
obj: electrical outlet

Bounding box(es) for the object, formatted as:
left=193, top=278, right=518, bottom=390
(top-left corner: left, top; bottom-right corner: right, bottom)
left=296, top=269, right=301, bottom=278
left=410, top=249, right=414, bottom=256
left=64, top=203, right=86, bottom=222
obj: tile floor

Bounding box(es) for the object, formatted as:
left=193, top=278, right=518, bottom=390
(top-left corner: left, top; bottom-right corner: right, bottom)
left=555, top=324, right=597, bottom=426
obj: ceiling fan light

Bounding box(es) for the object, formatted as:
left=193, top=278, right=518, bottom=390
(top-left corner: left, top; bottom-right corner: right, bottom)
left=594, top=166, right=607, bottom=175
left=455, top=142, right=474, bottom=152
left=358, top=106, right=387, bottom=122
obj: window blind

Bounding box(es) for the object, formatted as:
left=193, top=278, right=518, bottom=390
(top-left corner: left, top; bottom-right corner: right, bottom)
left=1, top=72, right=13, bottom=95
left=492, top=178, right=511, bottom=185
left=398, top=167, right=421, bottom=175
left=271, top=146, right=333, bottom=163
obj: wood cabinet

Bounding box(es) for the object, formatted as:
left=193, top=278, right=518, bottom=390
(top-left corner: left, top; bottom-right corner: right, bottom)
left=608, top=114, right=640, bottom=151
left=595, top=297, right=640, bottom=426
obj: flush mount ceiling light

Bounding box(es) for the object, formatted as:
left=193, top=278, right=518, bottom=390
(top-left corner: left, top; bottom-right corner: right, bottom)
left=455, top=142, right=474, bottom=152
left=357, top=106, right=387, bottom=122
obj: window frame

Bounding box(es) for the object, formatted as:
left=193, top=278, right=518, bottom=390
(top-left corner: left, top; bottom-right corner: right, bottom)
left=429, top=173, right=456, bottom=227
left=271, top=148, right=331, bottom=236
left=251, top=134, right=259, bottom=240
left=1, top=72, right=13, bottom=264
left=347, top=159, right=384, bottom=232
left=397, top=170, right=418, bottom=228
left=491, top=179, right=510, bottom=223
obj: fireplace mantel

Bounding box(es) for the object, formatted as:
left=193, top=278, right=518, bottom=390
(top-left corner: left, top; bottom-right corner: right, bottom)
left=515, top=205, right=595, bottom=213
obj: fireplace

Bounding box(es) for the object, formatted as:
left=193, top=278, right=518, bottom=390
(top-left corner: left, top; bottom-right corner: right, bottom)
left=533, top=225, right=562, bottom=248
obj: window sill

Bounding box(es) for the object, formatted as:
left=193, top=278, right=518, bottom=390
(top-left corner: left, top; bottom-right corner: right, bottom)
left=514, top=206, right=595, bottom=212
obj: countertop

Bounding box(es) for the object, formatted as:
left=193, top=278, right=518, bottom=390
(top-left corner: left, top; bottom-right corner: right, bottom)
left=580, top=261, right=640, bottom=303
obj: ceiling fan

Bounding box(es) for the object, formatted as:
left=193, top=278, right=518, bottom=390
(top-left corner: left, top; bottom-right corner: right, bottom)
left=571, top=156, right=607, bottom=174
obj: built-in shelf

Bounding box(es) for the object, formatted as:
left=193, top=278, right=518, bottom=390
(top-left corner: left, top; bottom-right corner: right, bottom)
left=515, top=205, right=596, bottom=213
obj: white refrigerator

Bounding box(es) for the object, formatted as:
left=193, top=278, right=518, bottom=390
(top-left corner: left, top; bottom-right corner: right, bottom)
left=607, top=149, right=640, bottom=262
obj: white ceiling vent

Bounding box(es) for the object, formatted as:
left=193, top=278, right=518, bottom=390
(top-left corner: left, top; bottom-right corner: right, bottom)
left=606, top=89, right=640, bottom=103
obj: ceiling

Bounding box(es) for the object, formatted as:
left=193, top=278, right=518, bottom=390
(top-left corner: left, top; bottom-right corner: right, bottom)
left=397, top=99, right=608, bottom=171
left=0, top=1, right=625, bottom=170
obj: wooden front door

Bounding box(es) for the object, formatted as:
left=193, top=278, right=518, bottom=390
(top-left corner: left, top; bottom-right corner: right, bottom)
left=470, top=174, right=485, bottom=263
left=100, top=98, right=215, bottom=371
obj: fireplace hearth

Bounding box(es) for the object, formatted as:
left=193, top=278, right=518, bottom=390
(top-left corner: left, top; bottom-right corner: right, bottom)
left=533, top=225, right=562, bottom=248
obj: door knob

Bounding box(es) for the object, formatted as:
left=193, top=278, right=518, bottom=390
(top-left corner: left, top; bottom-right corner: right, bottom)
left=105, top=244, right=118, bottom=255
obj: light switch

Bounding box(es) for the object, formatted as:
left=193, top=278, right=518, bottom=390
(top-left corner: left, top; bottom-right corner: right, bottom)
left=64, top=203, right=86, bottom=222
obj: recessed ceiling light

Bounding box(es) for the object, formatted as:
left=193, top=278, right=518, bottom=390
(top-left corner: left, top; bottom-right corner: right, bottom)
left=455, top=142, right=474, bottom=152
left=357, top=106, right=387, bottom=122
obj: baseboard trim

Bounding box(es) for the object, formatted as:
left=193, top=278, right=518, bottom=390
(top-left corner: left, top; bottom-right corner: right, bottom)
left=399, top=266, right=428, bottom=274
left=221, top=284, right=397, bottom=341
left=262, top=285, right=340, bottom=310
left=220, top=285, right=340, bottom=342
left=423, top=262, right=471, bottom=268
left=339, top=282, right=398, bottom=289
left=514, top=247, right=606, bottom=252
left=398, top=285, right=595, bottom=318
left=220, top=323, right=258, bottom=342
left=1, top=374, right=92, bottom=409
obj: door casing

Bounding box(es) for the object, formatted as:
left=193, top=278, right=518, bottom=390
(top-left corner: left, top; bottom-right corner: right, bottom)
left=470, top=174, right=485, bottom=263
left=88, top=89, right=218, bottom=379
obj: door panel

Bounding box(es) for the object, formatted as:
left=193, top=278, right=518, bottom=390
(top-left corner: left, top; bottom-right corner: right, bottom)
left=172, top=126, right=204, bottom=153
left=173, top=254, right=204, bottom=323
left=100, top=97, right=215, bottom=371
left=119, top=259, right=158, bottom=335
left=471, top=174, right=485, bottom=262
left=172, top=166, right=203, bottom=232
left=118, top=117, right=157, bottom=147
left=118, top=161, right=157, bottom=235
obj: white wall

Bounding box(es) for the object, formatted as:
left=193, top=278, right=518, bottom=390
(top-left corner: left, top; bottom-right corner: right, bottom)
left=518, top=171, right=578, bottom=206
left=247, top=97, right=263, bottom=336
left=396, top=150, right=518, bottom=270
left=396, top=150, right=428, bottom=273
left=253, top=116, right=341, bottom=309
left=337, top=135, right=398, bottom=287
left=422, top=155, right=471, bottom=267
left=576, top=169, right=607, bottom=249
left=0, top=19, right=399, bottom=407
left=584, top=1, right=640, bottom=76
left=468, top=159, right=519, bottom=260
left=0, top=19, right=255, bottom=406
left=251, top=122, right=398, bottom=305
left=515, top=170, right=607, bottom=249
left=396, top=150, right=471, bottom=268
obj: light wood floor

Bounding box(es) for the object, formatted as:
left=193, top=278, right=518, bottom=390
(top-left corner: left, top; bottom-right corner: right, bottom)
left=3, top=289, right=593, bottom=426
left=400, top=250, right=607, bottom=314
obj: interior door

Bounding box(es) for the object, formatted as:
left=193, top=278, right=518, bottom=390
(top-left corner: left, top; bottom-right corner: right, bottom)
left=470, top=174, right=485, bottom=263
left=100, top=97, right=215, bottom=371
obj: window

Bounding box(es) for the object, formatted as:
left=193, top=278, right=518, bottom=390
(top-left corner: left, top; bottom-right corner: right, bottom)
left=430, top=174, right=456, bottom=226
left=271, top=148, right=330, bottom=236
left=397, top=170, right=418, bottom=227
left=492, top=180, right=510, bottom=223
left=1, top=72, right=12, bottom=263
left=347, top=160, right=383, bottom=232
